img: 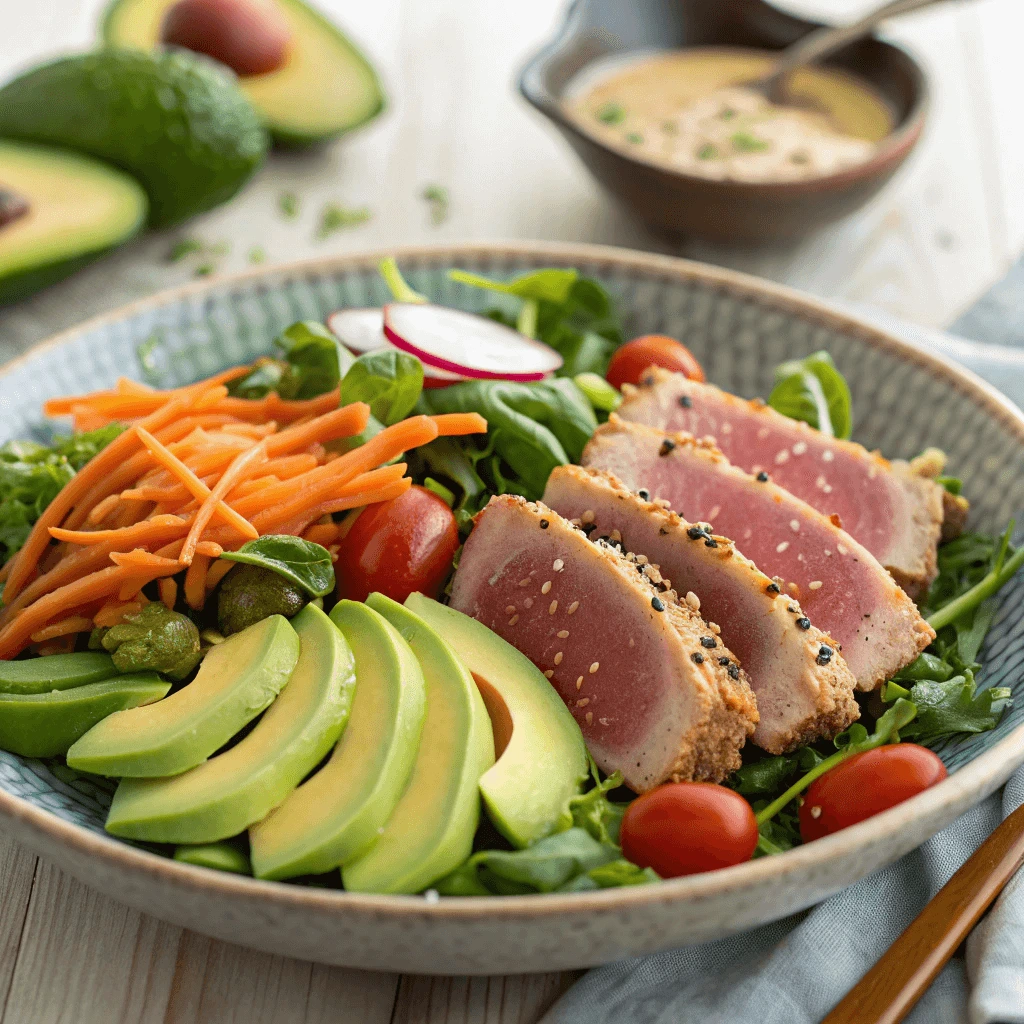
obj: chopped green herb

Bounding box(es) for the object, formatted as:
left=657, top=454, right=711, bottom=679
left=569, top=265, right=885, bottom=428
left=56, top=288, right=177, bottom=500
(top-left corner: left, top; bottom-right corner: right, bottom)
left=316, top=203, right=371, bottom=240
left=697, top=144, right=719, bottom=160
left=422, top=184, right=449, bottom=225
left=278, top=191, right=300, bottom=219
left=625, top=132, right=644, bottom=145
left=596, top=102, right=626, bottom=125
left=720, top=107, right=738, bottom=120
left=168, top=238, right=203, bottom=262
left=194, top=262, right=215, bottom=277
left=661, top=120, right=678, bottom=134
left=937, top=476, right=963, bottom=496
left=731, top=132, right=771, bottom=153
left=248, top=246, right=266, bottom=265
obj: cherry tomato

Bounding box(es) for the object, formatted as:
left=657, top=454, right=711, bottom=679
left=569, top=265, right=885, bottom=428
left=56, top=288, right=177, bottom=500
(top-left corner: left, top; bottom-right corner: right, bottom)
left=606, top=335, right=706, bottom=391
left=619, top=782, right=758, bottom=877
left=162, top=0, right=292, bottom=77
left=799, top=744, right=947, bottom=843
left=335, top=485, right=459, bottom=604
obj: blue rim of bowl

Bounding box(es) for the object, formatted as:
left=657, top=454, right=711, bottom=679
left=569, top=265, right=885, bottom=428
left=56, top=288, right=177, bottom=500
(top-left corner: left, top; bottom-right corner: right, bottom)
left=0, top=240, right=1021, bottom=918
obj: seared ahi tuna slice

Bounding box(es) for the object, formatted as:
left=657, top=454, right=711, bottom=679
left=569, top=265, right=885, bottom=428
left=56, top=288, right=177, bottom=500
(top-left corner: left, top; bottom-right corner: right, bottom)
left=617, top=370, right=945, bottom=597
left=449, top=494, right=758, bottom=791
left=583, top=417, right=935, bottom=691
left=543, top=465, right=859, bottom=753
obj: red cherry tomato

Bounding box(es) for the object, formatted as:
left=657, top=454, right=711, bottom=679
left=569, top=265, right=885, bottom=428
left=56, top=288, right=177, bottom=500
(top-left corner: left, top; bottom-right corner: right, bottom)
left=162, top=0, right=292, bottom=77
left=335, top=485, right=459, bottom=604
left=619, top=782, right=758, bottom=877
left=799, top=744, right=947, bottom=842
left=606, top=335, right=706, bottom=391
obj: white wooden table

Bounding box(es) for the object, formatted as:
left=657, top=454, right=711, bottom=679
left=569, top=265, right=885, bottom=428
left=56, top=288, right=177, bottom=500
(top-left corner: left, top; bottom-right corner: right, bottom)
left=1, top=1, right=1023, bottom=1021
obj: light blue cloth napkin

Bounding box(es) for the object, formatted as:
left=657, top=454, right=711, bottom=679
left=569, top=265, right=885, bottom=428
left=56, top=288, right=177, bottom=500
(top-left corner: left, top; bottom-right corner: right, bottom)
left=542, top=318, right=1024, bottom=1024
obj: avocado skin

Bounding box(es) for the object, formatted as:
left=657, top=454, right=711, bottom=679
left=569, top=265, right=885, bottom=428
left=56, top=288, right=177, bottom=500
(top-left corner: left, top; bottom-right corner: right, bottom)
left=0, top=49, right=268, bottom=226
left=0, top=651, right=116, bottom=695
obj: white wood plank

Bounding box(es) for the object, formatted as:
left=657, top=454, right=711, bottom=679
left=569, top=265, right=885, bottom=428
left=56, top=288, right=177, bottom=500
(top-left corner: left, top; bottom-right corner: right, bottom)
left=0, top=837, right=38, bottom=1013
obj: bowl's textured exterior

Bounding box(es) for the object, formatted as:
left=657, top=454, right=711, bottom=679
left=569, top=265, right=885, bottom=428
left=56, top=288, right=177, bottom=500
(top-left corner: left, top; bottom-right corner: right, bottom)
left=1, top=242, right=1023, bottom=975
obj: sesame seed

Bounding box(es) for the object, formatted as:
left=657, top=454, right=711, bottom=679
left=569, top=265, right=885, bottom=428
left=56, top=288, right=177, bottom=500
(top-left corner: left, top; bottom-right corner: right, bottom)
left=554, top=652, right=563, bottom=665
left=708, top=505, right=720, bottom=521
left=792, top=441, right=807, bottom=455
left=776, top=541, right=790, bottom=553
left=824, top=549, right=832, bottom=557
left=524, top=597, right=533, bottom=608
left=557, top=629, right=569, bottom=639
left=705, top=537, right=718, bottom=548
left=700, top=636, right=717, bottom=649
left=810, top=805, right=822, bottom=819
left=577, top=698, right=590, bottom=708
left=837, top=543, right=848, bottom=556
left=585, top=711, right=593, bottom=725
left=582, top=510, right=594, bottom=524
left=544, top=669, right=554, bottom=679
left=609, top=529, right=621, bottom=543
left=654, top=498, right=671, bottom=509
left=629, top=638, right=635, bottom=647
left=659, top=438, right=676, bottom=456
left=721, top=423, right=732, bottom=434
left=756, top=471, right=769, bottom=482
left=519, top=578, right=531, bottom=587
left=553, top=558, right=564, bottom=572
left=709, top=622, right=721, bottom=634
left=788, top=582, right=799, bottom=595
left=796, top=617, right=811, bottom=630
left=541, top=580, right=552, bottom=595
left=636, top=554, right=648, bottom=565
left=685, top=591, right=701, bottom=610
left=809, top=581, right=823, bottom=590
left=775, top=450, right=790, bottom=465
left=691, top=652, right=705, bottom=664
left=589, top=661, right=599, bottom=674
left=816, top=645, right=833, bottom=665
left=576, top=675, right=584, bottom=690
left=728, top=664, right=740, bottom=680
left=767, top=582, right=781, bottom=594
left=508, top=614, right=519, bottom=626
left=790, top=520, right=800, bottom=532
left=651, top=596, right=665, bottom=612
left=638, top=488, right=650, bottom=500
left=539, top=519, right=549, bottom=529
left=568, top=601, right=579, bottom=615
left=822, top=451, right=834, bottom=462
left=549, top=600, right=558, bottom=615
left=788, top=605, right=798, bottom=614
left=687, top=526, right=704, bottom=540
left=505, top=605, right=516, bottom=615
left=678, top=395, right=692, bottom=408
left=719, top=657, right=731, bottom=666
left=598, top=717, right=609, bottom=726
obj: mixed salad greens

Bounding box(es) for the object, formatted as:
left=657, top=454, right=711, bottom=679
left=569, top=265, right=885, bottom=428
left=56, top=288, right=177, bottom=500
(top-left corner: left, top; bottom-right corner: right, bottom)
left=0, top=258, right=1020, bottom=897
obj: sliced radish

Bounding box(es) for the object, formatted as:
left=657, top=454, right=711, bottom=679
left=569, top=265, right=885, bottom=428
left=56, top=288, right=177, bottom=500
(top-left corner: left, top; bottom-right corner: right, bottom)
left=326, top=307, right=467, bottom=386
left=383, top=303, right=562, bottom=382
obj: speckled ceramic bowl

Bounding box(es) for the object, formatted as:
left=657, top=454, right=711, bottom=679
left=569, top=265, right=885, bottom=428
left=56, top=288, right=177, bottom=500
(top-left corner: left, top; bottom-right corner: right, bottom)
left=1, top=242, right=1022, bottom=975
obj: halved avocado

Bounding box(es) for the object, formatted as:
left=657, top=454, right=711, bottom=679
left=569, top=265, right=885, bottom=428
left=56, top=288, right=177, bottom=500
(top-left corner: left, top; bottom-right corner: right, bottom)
left=0, top=141, right=147, bottom=306
left=101, top=0, right=386, bottom=146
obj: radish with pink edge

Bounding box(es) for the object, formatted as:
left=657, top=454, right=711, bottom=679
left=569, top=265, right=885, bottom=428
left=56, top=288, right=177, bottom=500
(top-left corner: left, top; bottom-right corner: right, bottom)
left=326, top=307, right=468, bottom=387
left=383, top=303, right=563, bottom=382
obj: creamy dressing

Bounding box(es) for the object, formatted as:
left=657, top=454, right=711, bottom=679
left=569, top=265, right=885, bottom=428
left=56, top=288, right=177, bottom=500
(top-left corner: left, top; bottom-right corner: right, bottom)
left=567, top=48, right=894, bottom=184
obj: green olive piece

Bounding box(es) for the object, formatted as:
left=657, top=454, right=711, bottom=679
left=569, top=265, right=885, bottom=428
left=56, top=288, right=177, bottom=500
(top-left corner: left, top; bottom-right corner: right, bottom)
left=217, top=563, right=308, bottom=636
left=0, top=672, right=170, bottom=758
left=102, top=604, right=201, bottom=681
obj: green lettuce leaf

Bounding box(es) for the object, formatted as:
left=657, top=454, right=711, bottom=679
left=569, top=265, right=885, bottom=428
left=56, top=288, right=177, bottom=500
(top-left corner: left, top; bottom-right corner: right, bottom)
left=768, top=351, right=852, bottom=439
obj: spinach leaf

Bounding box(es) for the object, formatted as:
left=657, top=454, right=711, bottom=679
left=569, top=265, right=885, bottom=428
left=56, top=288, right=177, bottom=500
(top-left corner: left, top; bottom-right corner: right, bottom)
left=449, top=268, right=578, bottom=304
left=885, top=673, right=1012, bottom=743
left=768, top=351, right=852, bottom=439
left=418, top=379, right=597, bottom=498
left=0, top=424, right=123, bottom=563
left=379, top=257, right=428, bottom=304
left=339, top=350, right=423, bottom=426
left=219, top=535, right=334, bottom=597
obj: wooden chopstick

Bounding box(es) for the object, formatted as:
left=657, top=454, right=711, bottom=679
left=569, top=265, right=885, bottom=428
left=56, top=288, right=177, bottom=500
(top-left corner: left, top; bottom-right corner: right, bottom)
left=823, top=801, right=1024, bottom=1024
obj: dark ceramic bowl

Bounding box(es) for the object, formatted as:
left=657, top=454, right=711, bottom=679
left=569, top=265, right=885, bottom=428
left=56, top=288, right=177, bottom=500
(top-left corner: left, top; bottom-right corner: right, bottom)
left=519, top=0, right=928, bottom=243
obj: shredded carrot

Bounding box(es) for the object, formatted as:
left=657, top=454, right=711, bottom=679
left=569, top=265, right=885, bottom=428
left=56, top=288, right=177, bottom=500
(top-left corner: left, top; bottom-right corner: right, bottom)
left=49, top=514, right=190, bottom=547
left=221, top=421, right=278, bottom=438
left=158, top=577, right=178, bottom=610
left=109, top=550, right=182, bottom=571
left=94, top=600, right=143, bottom=629
left=430, top=412, right=488, bottom=436
left=136, top=428, right=258, bottom=542
left=195, top=540, right=224, bottom=558
left=304, top=524, right=340, bottom=546
left=87, top=494, right=123, bottom=526
left=263, top=403, right=371, bottom=457
left=184, top=555, right=211, bottom=610
left=30, top=615, right=94, bottom=643
left=181, top=439, right=267, bottom=565
left=205, top=388, right=343, bottom=424
left=205, top=559, right=235, bottom=591
left=268, top=479, right=412, bottom=536
left=230, top=475, right=280, bottom=498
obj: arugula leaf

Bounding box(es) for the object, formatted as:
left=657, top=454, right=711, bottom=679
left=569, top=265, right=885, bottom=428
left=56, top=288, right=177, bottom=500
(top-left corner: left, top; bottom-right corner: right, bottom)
left=893, top=652, right=954, bottom=683
left=0, top=425, right=123, bottom=562
left=339, top=350, right=423, bottom=426
left=219, top=535, right=334, bottom=597
left=887, top=673, right=1012, bottom=743
left=558, top=859, right=659, bottom=892
left=558, top=766, right=628, bottom=845
left=418, top=379, right=597, bottom=498
left=768, top=351, right=852, bottom=439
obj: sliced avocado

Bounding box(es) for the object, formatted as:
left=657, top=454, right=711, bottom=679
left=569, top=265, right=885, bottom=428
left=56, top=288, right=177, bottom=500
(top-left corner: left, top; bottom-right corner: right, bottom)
left=174, top=842, right=251, bottom=875
left=0, top=651, right=117, bottom=695
left=342, top=593, right=494, bottom=895
left=249, top=600, right=425, bottom=880
left=406, top=594, right=589, bottom=848
left=0, top=673, right=170, bottom=758
left=0, top=141, right=147, bottom=306
left=0, top=50, right=267, bottom=226
left=101, top=0, right=386, bottom=146
left=67, top=615, right=299, bottom=777
left=104, top=604, right=354, bottom=843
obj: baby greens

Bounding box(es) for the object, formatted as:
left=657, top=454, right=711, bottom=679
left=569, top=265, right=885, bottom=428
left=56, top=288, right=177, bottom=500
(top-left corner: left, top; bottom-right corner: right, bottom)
left=768, top=350, right=852, bottom=439
left=339, top=349, right=423, bottom=426
left=0, top=424, right=123, bottom=562
left=220, top=536, right=335, bottom=597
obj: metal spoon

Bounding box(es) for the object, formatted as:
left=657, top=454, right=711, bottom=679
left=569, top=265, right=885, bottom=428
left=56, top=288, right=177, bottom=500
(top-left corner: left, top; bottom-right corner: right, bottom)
left=753, top=0, right=955, bottom=104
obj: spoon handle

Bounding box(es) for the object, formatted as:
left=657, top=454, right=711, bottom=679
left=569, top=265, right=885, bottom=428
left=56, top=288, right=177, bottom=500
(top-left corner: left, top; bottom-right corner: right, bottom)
left=822, top=800, right=1024, bottom=1024
left=763, top=0, right=952, bottom=97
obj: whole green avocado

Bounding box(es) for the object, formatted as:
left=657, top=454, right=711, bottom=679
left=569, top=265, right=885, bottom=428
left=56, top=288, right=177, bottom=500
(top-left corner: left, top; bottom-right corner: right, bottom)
left=0, top=49, right=268, bottom=226
left=218, top=564, right=308, bottom=636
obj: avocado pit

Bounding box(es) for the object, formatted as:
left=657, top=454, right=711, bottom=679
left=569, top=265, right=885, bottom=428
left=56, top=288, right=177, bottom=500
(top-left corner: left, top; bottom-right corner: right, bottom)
left=0, top=188, right=29, bottom=230
left=161, top=0, right=292, bottom=77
